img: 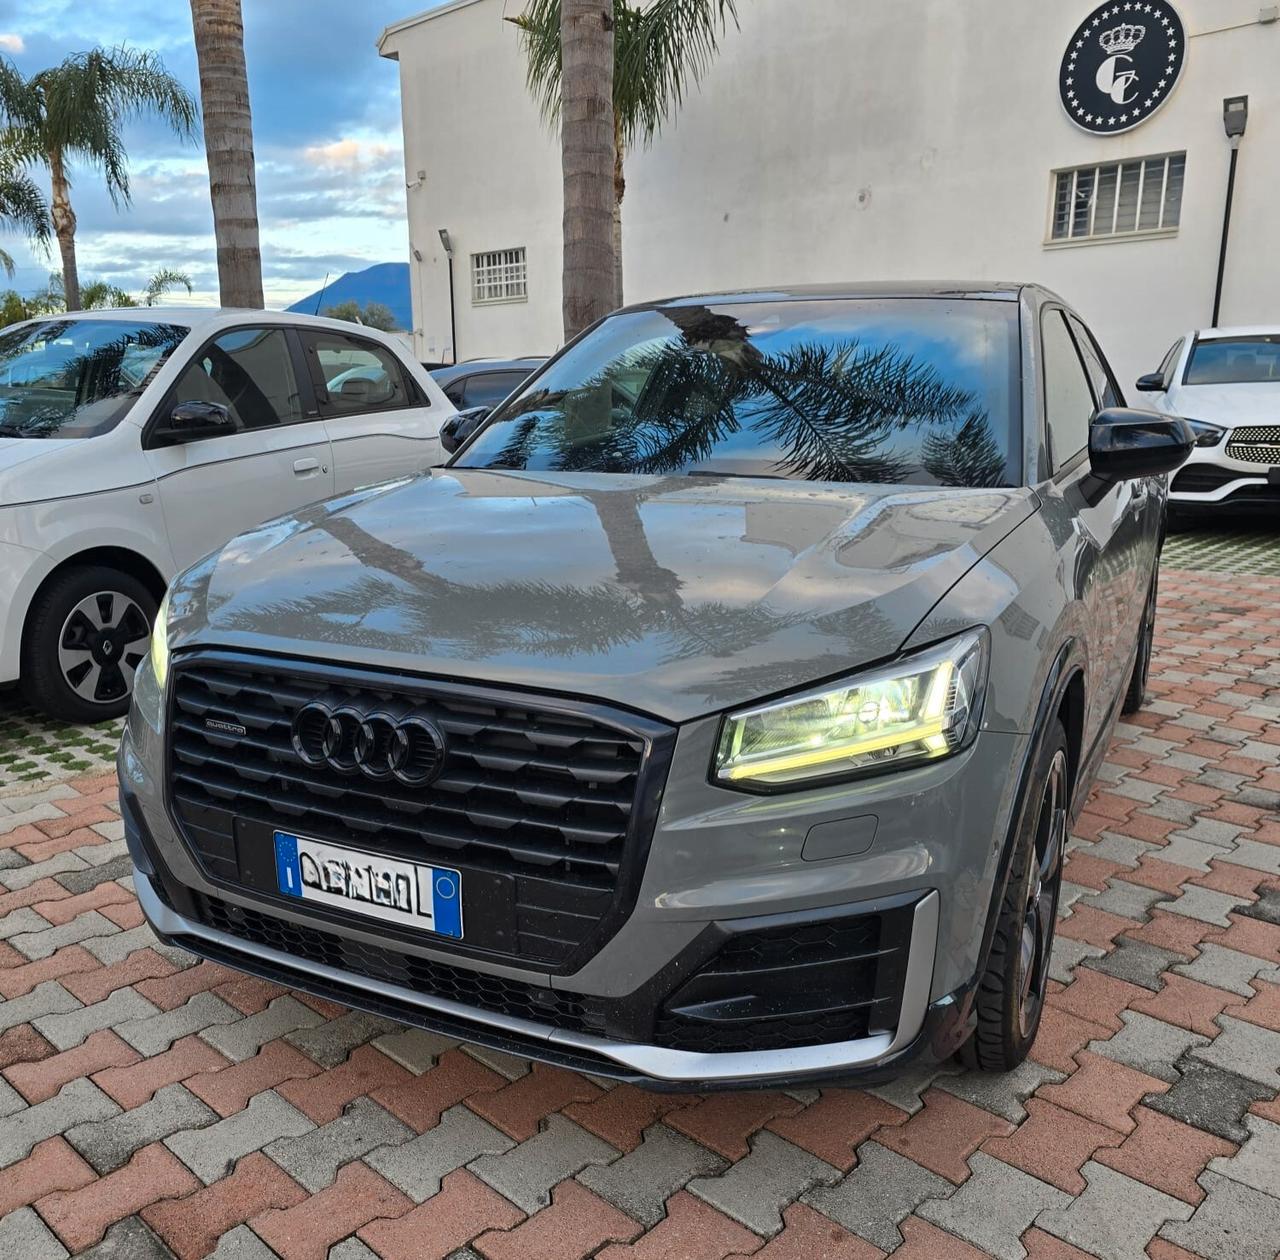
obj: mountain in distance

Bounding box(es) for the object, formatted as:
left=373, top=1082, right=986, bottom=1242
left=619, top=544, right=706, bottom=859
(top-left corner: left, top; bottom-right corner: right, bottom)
left=287, top=262, right=411, bottom=330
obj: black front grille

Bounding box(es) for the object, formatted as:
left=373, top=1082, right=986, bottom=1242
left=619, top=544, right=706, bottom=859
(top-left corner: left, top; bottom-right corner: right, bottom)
left=1171, top=463, right=1250, bottom=494
left=191, top=892, right=602, bottom=1033
left=654, top=900, right=916, bottom=1053
left=168, top=652, right=674, bottom=968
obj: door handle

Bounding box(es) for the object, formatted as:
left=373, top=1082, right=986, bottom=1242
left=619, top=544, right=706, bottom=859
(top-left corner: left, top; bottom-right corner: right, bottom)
left=293, top=457, right=321, bottom=475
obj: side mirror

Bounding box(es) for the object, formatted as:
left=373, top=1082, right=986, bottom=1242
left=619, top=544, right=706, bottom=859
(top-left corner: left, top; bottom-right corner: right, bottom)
left=1089, top=408, right=1196, bottom=481
left=1134, top=372, right=1165, bottom=393
left=440, top=406, right=492, bottom=454
left=153, top=400, right=235, bottom=445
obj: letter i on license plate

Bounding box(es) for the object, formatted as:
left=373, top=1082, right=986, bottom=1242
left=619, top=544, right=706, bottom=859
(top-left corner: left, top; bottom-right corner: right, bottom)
left=273, top=831, right=463, bottom=939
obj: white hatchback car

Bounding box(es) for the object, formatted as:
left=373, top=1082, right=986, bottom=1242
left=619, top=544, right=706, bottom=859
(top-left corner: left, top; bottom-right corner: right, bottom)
left=0, top=308, right=454, bottom=720
left=1136, top=326, right=1280, bottom=523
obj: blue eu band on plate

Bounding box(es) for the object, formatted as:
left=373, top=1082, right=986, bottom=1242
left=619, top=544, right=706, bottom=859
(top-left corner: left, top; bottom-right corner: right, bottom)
left=273, top=830, right=463, bottom=939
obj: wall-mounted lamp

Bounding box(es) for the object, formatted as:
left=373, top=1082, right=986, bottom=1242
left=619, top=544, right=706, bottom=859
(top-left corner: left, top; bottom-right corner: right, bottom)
left=1213, top=96, right=1250, bottom=326
left=438, top=228, right=454, bottom=257
left=438, top=228, right=457, bottom=364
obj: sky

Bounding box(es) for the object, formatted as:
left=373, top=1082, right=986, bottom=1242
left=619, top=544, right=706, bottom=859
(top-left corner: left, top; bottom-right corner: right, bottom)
left=0, top=0, right=445, bottom=308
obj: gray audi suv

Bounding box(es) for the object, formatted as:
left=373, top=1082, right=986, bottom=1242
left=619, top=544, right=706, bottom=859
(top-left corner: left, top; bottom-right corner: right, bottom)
left=121, top=284, right=1193, bottom=1087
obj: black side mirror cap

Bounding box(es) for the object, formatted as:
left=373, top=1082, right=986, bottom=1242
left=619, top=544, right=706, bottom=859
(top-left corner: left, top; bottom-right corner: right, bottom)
left=440, top=406, right=492, bottom=454
left=1134, top=372, right=1165, bottom=393
left=152, top=400, right=234, bottom=445
left=1089, top=407, right=1196, bottom=481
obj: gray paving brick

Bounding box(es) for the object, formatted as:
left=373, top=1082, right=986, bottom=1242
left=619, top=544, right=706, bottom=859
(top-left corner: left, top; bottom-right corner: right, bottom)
left=1047, top=933, right=1106, bottom=985
left=0, top=978, right=80, bottom=1033
left=1216, top=837, right=1280, bottom=875
left=0, top=784, right=79, bottom=812
left=0, top=906, right=50, bottom=940
left=0, top=1206, right=69, bottom=1259
left=116, top=992, right=242, bottom=1056
left=1172, top=818, right=1247, bottom=848
left=366, top=1103, right=514, bottom=1201
left=1175, top=943, right=1275, bottom=997
left=803, top=1140, right=952, bottom=1252
left=1161, top=1170, right=1280, bottom=1260
left=1084, top=938, right=1183, bottom=991
left=54, top=853, right=132, bottom=894
left=687, top=1131, right=840, bottom=1237
left=283, top=1011, right=400, bottom=1068
left=919, top=1152, right=1070, bottom=1260
left=474, top=1113, right=618, bottom=1214
left=1080, top=878, right=1164, bottom=922
left=1190, top=1015, right=1280, bottom=1090
left=1206, top=1115, right=1280, bottom=1196
left=370, top=1026, right=457, bottom=1074
left=9, top=909, right=120, bottom=960
left=167, top=1089, right=314, bottom=1183
left=1037, top=1160, right=1193, bottom=1260
left=1, top=851, right=88, bottom=890
left=76, top=838, right=127, bottom=866
left=1144, top=1060, right=1274, bottom=1143
left=866, top=1062, right=960, bottom=1115
left=82, top=923, right=161, bottom=965
left=1086, top=1010, right=1210, bottom=1083
left=1089, top=831, right=1154, bottom=867
left=0, top=801, right=65, bottom=833
left=0, top=1077, right=119, bottom=1164
left=1107, top=777, right=1166, bottom=804
left=329, top=1242, right=379, bottom=1260
left=90, top=818, right=125, bottom=842
left=461, top=1044, right=532, bottom=1081
left=206, top=1225, right=279, bottom=1260
left=66, top=1082, right=217, bottom=1173
left=265, top=1096, right=412, bottom=1191
left=1232, top=785, right=1280, bottom=811
left=200, top=995, right=325, bottom=1062
left=0, top=1075, right=25, bottom=1118
left=76, top=1216, right=178, bottom=1260
left=1157, top=835, right=1221, bottom=872
left=35, top=986, right=160, bottom=1050
left=1155, top=885, right=1250, bottom=927
left=0, top=847, right=27, bottom=870
left=934, top=1057, right=1065, bottom=1123
left=1239, top=887, right=1280, bottom=927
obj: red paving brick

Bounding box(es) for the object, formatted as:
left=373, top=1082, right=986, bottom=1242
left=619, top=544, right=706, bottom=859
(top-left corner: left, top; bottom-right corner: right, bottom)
left=358, top=1169, right=520, bottom=1260
left=1056, top=905, right=1137, bottom=949
left=1226, top=979, right=1280, bottom=1031
left=1046, top=969, right=1149, bottom=1034
left=466, top=1062, right=603, bottom=1141
left=1021, top=1227, right=1103, bottom=1259
left=981, top=1098, right=1124, bottom=1194
left=892, top=1216, right=992, bottom=1259
left=134, top=960, right=243, bottom=1011
left=564, top=1082, right=695, bottom=1152
left=0, top=1136, right=96, bottom=1218
left=473, top=1178, right=641, bottom=1260
left=1094, top=1106, right=1237, bottom=1204
left=596, top=1192, right=763, bottom=1260
left=0, top=1022, right=54, bottom=1070
left=184, top=1039, right=323, bottom=1118
left=1122, top=909, right=1216, bottom=958
left=277, top=1042, right=415, bottom=1124
left=214, top=973, right=290, bottom=1015
left=1205, top=914, right=1280, bottom=963
left=1029, top=1004, right=1112, bottom=1074
left=767, top=1089, right=908, bottom=1172
left=60, top=947, right=178, bottom=1005
left=32, top=881, right=134, bottom=925
left=4, top=1029, right=139, bottom=1104
left=727, top=1203, right=884, bottom=1260
left=874, top=1089, right=1014, bottom=1184
left=666, top=1091, right=805, bottom=1160
left=0, top=946, right=100, bottom=1000
left=1130, top=973, right=1237, bottom=1037
left=1036, top=1052, right=1170, bottom=1134
left=92, top=1034, right=228, bottom=1109
left=370, top=1047, right=505, bottom=1132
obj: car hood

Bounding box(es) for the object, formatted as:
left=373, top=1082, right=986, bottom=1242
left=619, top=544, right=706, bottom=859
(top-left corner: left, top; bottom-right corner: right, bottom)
left=0, top=431, right=144, bottom=507
left=172, top=468, right=1037, bottom=723
left=1166, top=382, right=1280, bottom=426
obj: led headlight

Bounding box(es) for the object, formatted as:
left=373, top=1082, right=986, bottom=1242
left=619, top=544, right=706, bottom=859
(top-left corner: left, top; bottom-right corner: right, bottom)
left=150, top=591, right=171, bottom=691
left=714, top=628, right=989, bottom=790
left=1181, top=419, right=1225, bottom=448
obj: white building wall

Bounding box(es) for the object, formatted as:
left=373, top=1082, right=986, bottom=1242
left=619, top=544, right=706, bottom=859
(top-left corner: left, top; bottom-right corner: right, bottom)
left=380, top=0, right=1279, bottom=387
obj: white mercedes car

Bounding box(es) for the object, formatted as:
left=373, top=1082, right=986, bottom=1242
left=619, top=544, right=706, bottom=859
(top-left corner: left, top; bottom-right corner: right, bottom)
left=0, top=308, right=454, bottom=721
left=1136, top=326, right=1280, bottom=524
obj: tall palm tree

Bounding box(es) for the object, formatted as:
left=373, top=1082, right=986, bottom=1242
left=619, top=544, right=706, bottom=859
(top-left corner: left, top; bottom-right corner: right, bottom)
left=0, top=59, right=51, bottom=276
left=189, top=0, right=264, bottom=309
left=511, top=0, right=738, bottom=306
left=556, top=0, right=616, bottom=340
left=2, top=48, right=196, bottom=311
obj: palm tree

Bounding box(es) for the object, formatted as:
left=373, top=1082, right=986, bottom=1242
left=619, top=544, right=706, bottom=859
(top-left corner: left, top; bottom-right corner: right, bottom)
left=189, top=0, right=264, bottom=309
left=2, top=48, right=196, bottom=312
left=511, top=0, right=738, bottom=306
left=0, top=165, right=49, bottom=277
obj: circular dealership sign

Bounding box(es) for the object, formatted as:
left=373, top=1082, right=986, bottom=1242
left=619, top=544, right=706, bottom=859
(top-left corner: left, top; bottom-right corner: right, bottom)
left=1060, top=2, right=1186, bottom=134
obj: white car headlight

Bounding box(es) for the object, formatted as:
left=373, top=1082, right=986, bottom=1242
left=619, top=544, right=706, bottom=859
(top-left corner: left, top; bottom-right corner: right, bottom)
left=713, top=628, right=990, bottom=790
left=150, top=591, right=171, bottom=691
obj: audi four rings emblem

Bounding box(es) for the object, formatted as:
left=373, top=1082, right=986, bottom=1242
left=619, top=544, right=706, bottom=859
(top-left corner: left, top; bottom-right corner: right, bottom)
left=291, top=702, right=446, bottom=785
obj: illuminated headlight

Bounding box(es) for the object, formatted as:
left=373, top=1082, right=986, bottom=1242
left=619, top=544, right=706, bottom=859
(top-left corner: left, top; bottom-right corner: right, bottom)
left=713, top=629, right=990, bottom=790
left=150, top=591, right=171, bottom=691
left=1182, top=419, right=1225, bottom=448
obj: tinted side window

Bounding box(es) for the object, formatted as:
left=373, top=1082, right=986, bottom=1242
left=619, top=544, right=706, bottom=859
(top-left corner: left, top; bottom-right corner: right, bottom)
left=1042, top=310, right=1095, bottom=471
left=442, top=380, right=467, bottom=407
left=307, top=332, right=410, bottom=415
left=1068, top=315, right=1122, bottom=410
left=1158, top=339, right=1184, bottom=389
left=462, top=372, right=528, bottom=408
left=170, top=327, right=302, bottom=432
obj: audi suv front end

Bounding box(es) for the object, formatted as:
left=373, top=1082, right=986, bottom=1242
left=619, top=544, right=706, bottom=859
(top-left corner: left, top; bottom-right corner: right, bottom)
left=122, top=284, right=1191, bottom=1087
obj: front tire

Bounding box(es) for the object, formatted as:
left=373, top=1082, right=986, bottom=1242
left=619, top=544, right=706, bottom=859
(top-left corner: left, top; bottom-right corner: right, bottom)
left=963, top=721, right=1070, bottom=1072
left=21, top=567, right=156, bottom=723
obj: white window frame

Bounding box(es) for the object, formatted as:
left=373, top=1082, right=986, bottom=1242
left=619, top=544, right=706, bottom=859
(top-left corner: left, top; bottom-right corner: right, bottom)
left=1045, top=152, right=1186, bottom=248
left=471, top=247, right=528, bottom=305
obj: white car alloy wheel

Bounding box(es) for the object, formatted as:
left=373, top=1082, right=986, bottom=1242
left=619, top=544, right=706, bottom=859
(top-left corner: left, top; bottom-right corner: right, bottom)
left=56, top=590, right=152, bottom=706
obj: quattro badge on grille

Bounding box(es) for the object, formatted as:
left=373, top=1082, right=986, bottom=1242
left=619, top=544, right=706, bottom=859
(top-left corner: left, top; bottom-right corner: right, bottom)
left=204, top=717, right=248, bottom=738
left=291, top=700, right=447, bottom=786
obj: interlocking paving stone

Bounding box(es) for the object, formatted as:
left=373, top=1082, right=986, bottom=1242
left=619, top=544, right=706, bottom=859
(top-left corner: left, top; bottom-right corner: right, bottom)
left=1, top=853, right=88, bottom=890
left=115, top=991, right=242, bottom=1056
left=283, top=1010, right=400, bottom=1068
left=0, top=906, right=52, bottom=940
left=166, top=1089, right=314, bottom=1183
left=74, top=1216, right=176, bottom=1260
left=864, top=1062, right=959, bottom=1115
left=803, top=1140, right=953, bottom=1252
left=1206, top=1114, right=1280, bottom=1196
left=1084, top=938, right=1186, bottom=991
left=54, top=854, right=133, bottom=895
left=205, top=1224, right=279, bottom=1260
left=65, top=1082, right=217, bottom=1173
left=1174, top=942, right=1278, bottom=996
left=0, top=1205, right=69, bottom=1258
left=1160, top=1170, right=1280, bottom=1260
left=200, top=995, right=326, bottom=1062
left=9, top=910, right=119, bottom=961
left=1189, top=1014, right=1280, bottom=1089
left=83, top=924, right=161, bottom=966
left=1156, top=885, right=1252, bottom=926
left=371, top=1026, right=458, bottom=1074
left=0, top=1077, right=119, bottom=1165
left=1086, top=1009, right=1211, bottom=1083
left=264, top=1095, right=413, bottom=1191
left=577, top=1122, right=723, bottom=1226
left=917, top=1151, right=1070, bottom=1260
left=471, top=1113, right=618, bottom=1214
left=0, top=978, right=80, bottom=1033
left=1080, top=877, right=1165, bottom=921
left=1240, top=887, right=1280, bottom=927
left=1143, top=1059, right=1274, bottom=1143
left=934, top=1057, right=1065, bottom=1124
left=1036, top=1160, right=1195, bottom=1260
left=685, top=1130, right=841, bottom=1237
left=365, top=1103, right=515, bottom=1201
left=35, top=987, right=160, bottom=1051
left=1047, top=934, right=1107, bottom=984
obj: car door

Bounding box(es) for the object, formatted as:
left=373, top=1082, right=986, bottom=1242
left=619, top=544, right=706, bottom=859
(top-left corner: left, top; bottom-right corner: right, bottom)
left=143, top=325, right=334, bottom=571
left=300, top=328, right=445, bottom=490
left=1039, top=307, right=1137, bottom=746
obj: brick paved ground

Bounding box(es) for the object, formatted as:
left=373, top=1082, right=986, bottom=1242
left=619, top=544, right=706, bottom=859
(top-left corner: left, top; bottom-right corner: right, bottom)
left=1, top=565, right=1279, bottom=1259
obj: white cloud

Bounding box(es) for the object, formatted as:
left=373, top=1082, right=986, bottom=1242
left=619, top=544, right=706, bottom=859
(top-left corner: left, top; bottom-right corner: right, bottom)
left=303, top=137, right=397, bottom=173
left=0, top=33, right=25, bottom=53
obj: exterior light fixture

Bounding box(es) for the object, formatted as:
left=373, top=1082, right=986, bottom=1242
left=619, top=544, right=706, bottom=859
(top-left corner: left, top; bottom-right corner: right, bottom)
left=1213, top=96, right=1250, bottom=326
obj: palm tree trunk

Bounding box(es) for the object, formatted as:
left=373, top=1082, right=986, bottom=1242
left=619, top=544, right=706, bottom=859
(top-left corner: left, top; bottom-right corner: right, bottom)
left=560, top=0, right=615, bottom=341
left=47, top=149, right=80, bottom=312
left=612, top=121, right=625, bottom=308
left=189, top=0, right=264, bottom=308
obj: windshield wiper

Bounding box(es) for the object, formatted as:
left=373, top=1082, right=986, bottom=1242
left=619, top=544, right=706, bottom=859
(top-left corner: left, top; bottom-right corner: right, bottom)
left=685, top=469, right=791, bottom=481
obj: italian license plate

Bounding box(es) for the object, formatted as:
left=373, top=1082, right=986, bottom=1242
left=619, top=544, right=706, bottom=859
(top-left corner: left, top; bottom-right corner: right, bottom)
left=272, top=831, right=463, bottom=939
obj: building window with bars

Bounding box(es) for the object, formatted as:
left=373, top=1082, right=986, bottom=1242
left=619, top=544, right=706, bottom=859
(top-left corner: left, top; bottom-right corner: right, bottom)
left=1049, top=153, right=1186, bottom=243
left=471, top=248, right=528, bottom=304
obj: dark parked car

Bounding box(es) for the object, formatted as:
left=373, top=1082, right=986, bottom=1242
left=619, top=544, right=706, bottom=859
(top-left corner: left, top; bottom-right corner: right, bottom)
left=430, top=357, right=544, bottom=409
left=125, top=284, right=1192, bottom=1088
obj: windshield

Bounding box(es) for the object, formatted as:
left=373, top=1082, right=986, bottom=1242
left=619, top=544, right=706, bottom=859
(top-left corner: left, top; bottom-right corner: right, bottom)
left=0, top=319, right=189, bottom=439
left=1184, top=335, right=1280, bottom=386
left=455, top=298, right=1022, bottom=487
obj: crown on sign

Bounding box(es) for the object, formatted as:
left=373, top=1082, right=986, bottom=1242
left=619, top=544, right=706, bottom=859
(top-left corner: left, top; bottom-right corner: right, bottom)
left=1099, top=22, right=1146, bottom=55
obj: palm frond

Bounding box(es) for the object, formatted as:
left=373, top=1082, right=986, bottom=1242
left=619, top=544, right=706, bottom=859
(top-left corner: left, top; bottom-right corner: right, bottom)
left=0, top=165, right=51, bottom=242
left=921, top=410, right=1011, bottom=488
left=506, top=0, right=565, bottom=129
left=143, top=268, right=192, bottom=304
